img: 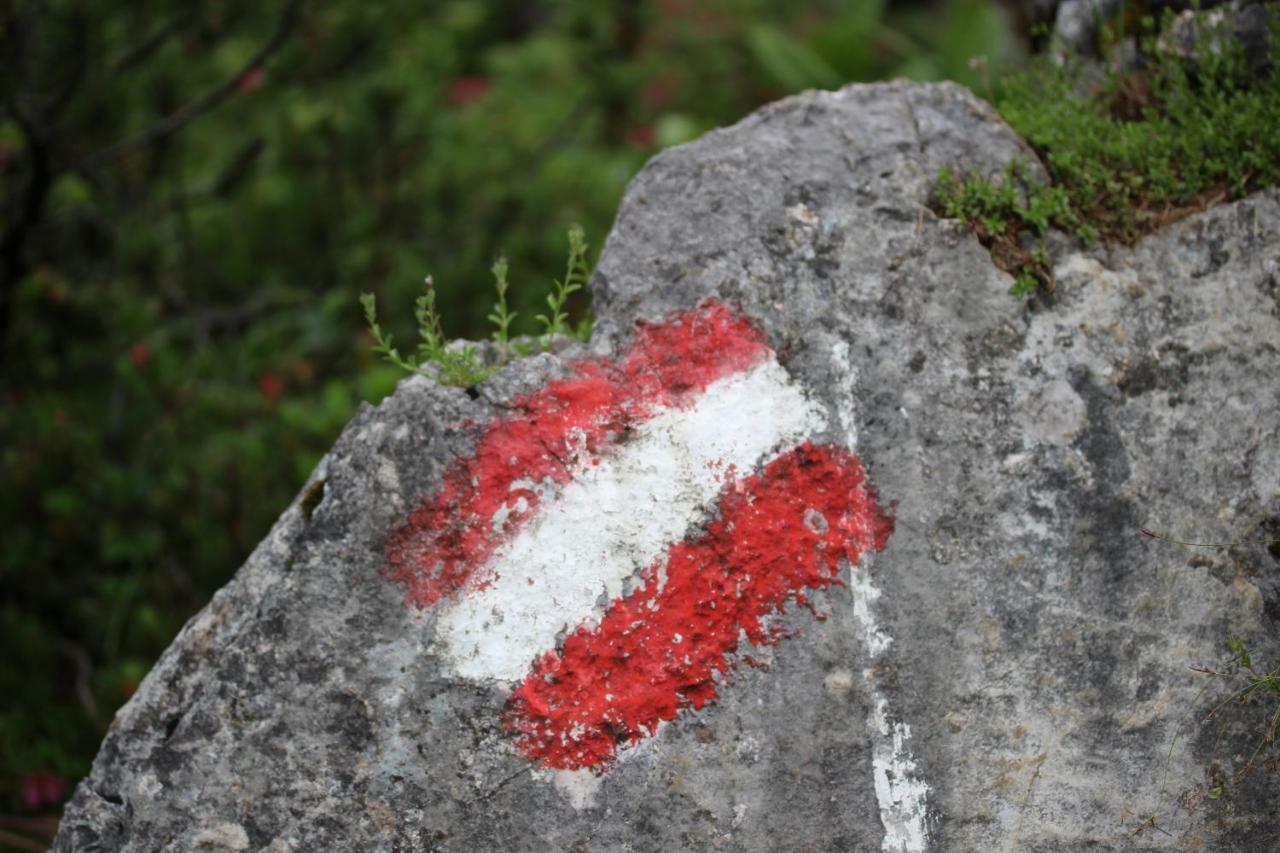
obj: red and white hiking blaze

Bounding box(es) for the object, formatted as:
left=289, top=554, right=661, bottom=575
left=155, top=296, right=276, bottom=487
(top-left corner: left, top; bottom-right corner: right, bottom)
left=386, top=300, right=894, bottom=771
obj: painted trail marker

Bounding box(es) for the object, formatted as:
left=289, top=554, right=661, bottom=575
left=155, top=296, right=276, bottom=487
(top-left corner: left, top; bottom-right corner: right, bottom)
left=387, top=300, right=893, bottom=771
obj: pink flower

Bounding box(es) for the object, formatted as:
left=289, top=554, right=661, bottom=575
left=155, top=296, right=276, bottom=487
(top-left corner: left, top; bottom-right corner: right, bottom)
left=129, top=342, right=152, bottom=368
left=21, top=773, right=68, bottom=811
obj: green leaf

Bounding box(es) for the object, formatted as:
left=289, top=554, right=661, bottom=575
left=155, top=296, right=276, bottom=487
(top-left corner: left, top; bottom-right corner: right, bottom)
left=655, top=113, right=701, bottom=148
left=1228, top=635, right=1252, bottom=669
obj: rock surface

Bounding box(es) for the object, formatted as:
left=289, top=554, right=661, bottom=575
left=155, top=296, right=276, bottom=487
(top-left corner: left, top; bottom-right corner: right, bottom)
left=1047, top=0, right=1275, bottom=70
left=55, top=80, right=1280, bottom=851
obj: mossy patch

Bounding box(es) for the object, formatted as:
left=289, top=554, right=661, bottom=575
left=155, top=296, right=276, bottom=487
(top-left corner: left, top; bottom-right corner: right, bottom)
left=935, top=9, right=1280, bottom=296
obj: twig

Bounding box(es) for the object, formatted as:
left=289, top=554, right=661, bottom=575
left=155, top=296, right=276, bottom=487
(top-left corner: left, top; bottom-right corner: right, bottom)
left=1159, top=675, right=1215, bottom=798
left=0, top=827, right=47, bottom=852
left=1139, top=526, right=1280, bottom=550
left=80, top=0, right=302, bottom=170
left=1236, top=705, right=1280, bottom=780
left=1132, top=813, right=1173, bottom=837
left=58, top=639, right=101, bottom=726
left=111, top=13, right=195, bottom=75
left=205, top=137, right=266, bottom=198
left=0, top=104, right=54, bottom=345
left=464, top=765, right=529, bottom=805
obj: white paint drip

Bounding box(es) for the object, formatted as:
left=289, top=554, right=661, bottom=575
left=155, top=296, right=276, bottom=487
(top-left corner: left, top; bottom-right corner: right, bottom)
left=828, top=340, right=860, bottom=450
left=433, top=359, right=826, bottom=683
left=828, top=338, right=931, bottom=853
left=849, top=570, right=893, bottom=658
left=869, top=691, right=931, bottom=853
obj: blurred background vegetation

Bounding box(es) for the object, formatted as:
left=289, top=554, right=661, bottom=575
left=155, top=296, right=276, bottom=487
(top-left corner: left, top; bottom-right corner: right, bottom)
left=0, top=0, right=1031, bottom=840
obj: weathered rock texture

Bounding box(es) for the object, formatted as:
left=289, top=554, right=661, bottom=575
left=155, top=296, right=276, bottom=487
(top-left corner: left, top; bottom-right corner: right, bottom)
left=1048, top=0, right=1276, bottom=70
left=55, top=80, right=1280, bottom=851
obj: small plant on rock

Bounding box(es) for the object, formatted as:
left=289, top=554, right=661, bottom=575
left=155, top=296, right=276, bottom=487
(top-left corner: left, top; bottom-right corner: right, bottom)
left=537, top=225, right=589, bottom=350
left=361, top=226, right=594, bottom=386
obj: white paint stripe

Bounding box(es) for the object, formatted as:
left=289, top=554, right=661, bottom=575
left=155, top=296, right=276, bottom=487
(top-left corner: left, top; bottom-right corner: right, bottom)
left=433, top=359, right=826, bottom=683
left=828, top=338, right=931, bottom=853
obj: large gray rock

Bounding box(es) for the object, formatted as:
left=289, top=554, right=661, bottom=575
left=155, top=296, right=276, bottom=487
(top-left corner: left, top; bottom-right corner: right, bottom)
left=55, top=80, right=1280, bottom=851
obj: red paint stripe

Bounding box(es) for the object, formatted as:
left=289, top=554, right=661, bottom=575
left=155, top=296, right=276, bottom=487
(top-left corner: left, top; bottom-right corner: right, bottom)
left=386, top=301, right=771, bottom=607
left=503, top=442, right=893, bottom=771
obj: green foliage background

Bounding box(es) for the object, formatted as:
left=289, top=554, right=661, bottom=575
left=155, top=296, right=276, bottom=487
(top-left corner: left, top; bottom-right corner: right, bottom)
left=0, top=0, right=1019, bottom=820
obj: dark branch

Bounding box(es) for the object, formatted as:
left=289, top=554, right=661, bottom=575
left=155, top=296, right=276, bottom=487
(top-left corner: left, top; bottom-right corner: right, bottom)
left=0, top=106, right=54, bottom=346
left=80, top=0, right=303, bottom=171
left=208, top=137, right=266, bottom=198
left=42, top=10, right=90, bottom=123
left=110, top=12, right=195, bottom=75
